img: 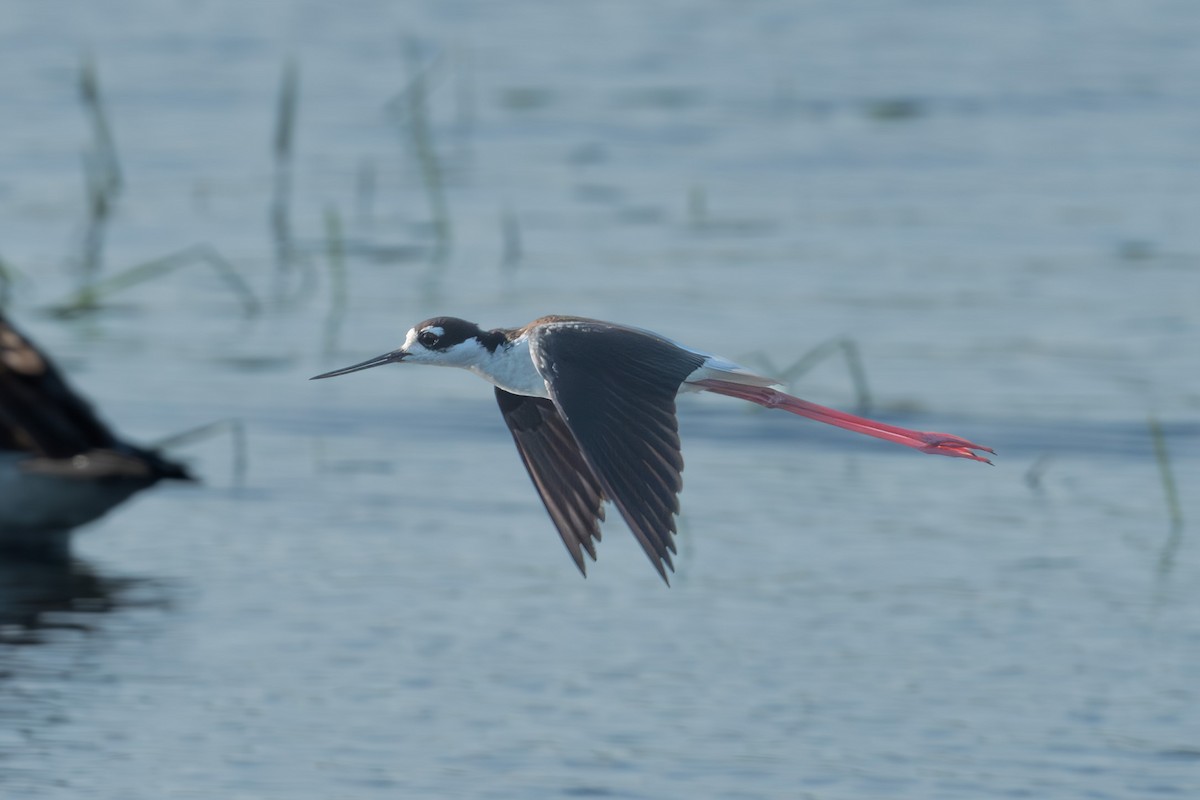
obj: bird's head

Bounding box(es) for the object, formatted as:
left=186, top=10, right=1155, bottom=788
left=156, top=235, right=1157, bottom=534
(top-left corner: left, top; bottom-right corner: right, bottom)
left=310, top=317, right=492, bottom=379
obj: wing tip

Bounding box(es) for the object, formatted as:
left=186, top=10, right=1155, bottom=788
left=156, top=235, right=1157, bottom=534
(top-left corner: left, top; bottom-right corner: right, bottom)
left=653, top=556, right=675, bottom=587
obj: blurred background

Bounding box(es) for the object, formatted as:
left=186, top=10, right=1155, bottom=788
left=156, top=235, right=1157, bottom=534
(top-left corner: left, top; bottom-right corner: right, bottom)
left=1, top=1, right=1198, bottom=798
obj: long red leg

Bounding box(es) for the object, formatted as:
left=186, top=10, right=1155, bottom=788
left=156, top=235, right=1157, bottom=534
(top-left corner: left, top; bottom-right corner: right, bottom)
left=690, top=379, right=993, bottom=464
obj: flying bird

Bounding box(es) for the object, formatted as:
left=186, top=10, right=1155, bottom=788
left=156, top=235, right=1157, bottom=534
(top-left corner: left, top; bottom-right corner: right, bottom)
left=312, top=315, right=991, bottom=582
left=0, top=313, right=191, bottom=553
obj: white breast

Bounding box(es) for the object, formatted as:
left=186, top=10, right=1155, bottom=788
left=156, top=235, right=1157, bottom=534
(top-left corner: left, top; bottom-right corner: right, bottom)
left=467, top=334, right=550, bottom=398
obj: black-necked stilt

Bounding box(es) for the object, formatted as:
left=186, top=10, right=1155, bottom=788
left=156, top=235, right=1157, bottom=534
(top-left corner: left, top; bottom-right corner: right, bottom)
left=313, top=315, right=992, bottom=582
left=0, top=313, right=192, bottom=555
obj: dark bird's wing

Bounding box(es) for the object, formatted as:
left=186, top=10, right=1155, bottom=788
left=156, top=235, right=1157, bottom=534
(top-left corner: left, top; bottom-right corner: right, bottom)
left=0, top=314, right=118, bottom=458
left=495, top=388, right=607, bottom=575
left=0, top=313, right=190, bottom=481
left=529, top=319, right=706, bottom=583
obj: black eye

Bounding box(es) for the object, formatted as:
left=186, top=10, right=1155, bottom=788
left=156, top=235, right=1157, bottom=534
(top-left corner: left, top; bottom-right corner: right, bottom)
left=418, top=330, right=440, bottom=348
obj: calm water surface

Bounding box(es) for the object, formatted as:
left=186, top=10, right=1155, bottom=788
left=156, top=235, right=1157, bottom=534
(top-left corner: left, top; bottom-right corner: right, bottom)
left=1, top=2, right=1198, bottom=798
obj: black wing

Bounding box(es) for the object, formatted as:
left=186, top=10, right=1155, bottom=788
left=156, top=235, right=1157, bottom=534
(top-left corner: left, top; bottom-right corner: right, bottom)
left=530, top=320, right=706, bottom=583
left=0, top=313, right=190, bottom=481
left=0, top=314, right=119, bottom=457
left=495, top=388, right=607, bottom=575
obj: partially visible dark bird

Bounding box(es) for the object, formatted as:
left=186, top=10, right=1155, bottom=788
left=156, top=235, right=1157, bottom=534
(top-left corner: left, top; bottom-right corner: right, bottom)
left=0, top=313, right=191, bottom=554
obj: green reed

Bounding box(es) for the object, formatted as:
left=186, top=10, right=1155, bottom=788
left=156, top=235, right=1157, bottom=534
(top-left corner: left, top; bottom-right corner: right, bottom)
left=50, top=244, right=260, bottom=318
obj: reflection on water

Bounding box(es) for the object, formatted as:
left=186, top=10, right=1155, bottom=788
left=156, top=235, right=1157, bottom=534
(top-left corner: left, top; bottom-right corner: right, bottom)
left=0, top=554, right=169, bottom=646
left=0, top=553, right=174, bottom=797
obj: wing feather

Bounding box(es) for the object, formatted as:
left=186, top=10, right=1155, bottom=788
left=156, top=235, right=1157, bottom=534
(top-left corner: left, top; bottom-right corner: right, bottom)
left=529, top=320, right=706, bottom=582
left=495, top=388, right=606, bottom=574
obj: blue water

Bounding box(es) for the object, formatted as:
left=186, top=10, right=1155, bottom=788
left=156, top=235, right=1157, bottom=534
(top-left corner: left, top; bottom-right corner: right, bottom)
left=1, top=2, right=1198, bottom=798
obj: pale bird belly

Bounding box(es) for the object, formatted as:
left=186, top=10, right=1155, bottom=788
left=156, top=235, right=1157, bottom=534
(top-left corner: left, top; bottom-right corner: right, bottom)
left=468, top=340, right=550, bottom=398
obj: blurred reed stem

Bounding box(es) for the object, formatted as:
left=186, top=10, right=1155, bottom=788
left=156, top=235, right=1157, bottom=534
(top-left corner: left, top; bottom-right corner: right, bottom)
left=153, top=419, right=248, bottom=487
left=324, top=207, right=347, bottom=354
left=50, top=244, right=260, bottom=318
left=356, top=158, right=376, bottom=227
left=499, top=207, right=522, bottom=273
left=453, top=45, right=475, bottom=168
left=400, top=40, right=451, bottom=266
left=1149, top=414, right=1184, bottom=575
left=1023, top=454, right=1053, bottom=491
left=78, top=56, right=122, bottom=195
left=78, top=56, right=122, bottom=284
left=742, top=338, right=873, bottom=414
left=271, top=58, right=300, bottom=299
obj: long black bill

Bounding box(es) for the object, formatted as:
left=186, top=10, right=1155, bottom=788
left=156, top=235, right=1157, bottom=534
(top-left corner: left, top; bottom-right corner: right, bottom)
left=310, top=350, right=407, bottom=380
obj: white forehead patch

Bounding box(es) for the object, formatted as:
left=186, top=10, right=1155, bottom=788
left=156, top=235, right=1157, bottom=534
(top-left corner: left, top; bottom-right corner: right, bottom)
left=402, top=325, right=445, bottom=349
